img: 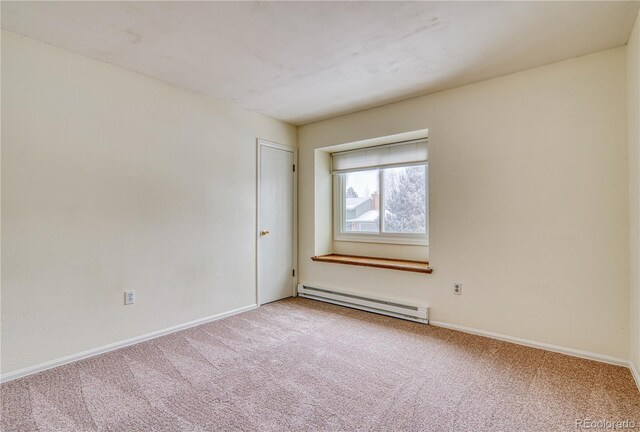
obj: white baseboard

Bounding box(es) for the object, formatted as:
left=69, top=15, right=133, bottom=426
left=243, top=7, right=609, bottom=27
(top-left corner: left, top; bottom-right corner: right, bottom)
left=630, top=361, right=640, bottom=392
left=0, top=304, right=258, bottom=383
left=429, top=320, right=629, bottom=367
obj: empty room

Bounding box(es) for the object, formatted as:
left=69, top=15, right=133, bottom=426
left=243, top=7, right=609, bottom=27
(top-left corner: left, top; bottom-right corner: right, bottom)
left=2, top=1, right=640, bottom=431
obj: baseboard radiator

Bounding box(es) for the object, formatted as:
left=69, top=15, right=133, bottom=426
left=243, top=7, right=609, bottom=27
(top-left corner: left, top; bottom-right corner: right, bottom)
left=297, top=284, right=428, bottom=323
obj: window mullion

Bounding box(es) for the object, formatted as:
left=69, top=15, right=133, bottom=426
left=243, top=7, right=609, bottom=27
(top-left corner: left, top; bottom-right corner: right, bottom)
left=340, top=174, right=346, bottom=233
left=379, top=169, right=384, bottom=234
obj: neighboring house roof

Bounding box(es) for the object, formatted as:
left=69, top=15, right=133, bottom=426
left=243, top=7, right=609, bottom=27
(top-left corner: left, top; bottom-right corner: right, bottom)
left=346, top=210, right=379, bottom=223
left=345, top=197, right=370, bottom=210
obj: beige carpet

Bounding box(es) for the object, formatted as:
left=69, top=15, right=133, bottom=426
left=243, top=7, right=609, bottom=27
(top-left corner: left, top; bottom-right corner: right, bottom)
left=2, top=297, right=639, bottom=431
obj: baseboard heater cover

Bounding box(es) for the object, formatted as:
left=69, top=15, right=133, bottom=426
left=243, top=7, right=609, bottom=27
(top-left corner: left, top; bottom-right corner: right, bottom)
left=297, top=284, right=428, bottom=323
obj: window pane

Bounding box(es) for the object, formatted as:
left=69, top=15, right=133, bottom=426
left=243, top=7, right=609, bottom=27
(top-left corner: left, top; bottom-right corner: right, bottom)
left=383, top=165, right=427, bottom=234
left=343, top=170, right=379, bottom=233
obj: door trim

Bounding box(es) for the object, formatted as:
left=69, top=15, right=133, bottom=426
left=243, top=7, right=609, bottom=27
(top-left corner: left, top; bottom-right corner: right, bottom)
left=256, top=138, right=297, bottom=306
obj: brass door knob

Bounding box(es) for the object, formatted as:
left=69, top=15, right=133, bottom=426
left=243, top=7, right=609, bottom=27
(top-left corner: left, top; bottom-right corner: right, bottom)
left=260, top=230, right=270, bottom=236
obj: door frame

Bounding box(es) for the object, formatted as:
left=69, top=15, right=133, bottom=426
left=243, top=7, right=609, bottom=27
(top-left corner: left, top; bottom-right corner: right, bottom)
left=256, top=138, right=297, bottom=306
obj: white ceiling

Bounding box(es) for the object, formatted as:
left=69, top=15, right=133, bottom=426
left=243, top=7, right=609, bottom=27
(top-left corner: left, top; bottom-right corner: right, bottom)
left=2, top=1, right=638, bottom=125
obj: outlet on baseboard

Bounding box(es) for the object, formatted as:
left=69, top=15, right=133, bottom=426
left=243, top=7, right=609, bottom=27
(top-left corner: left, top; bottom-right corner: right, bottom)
left=453, top=283, right=462, bottom=295
left=124, top=290, right=136, bottom=305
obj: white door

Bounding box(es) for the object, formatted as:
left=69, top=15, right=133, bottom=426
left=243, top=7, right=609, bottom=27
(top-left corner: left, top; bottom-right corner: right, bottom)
left=258, top=141, right=295, bottom=305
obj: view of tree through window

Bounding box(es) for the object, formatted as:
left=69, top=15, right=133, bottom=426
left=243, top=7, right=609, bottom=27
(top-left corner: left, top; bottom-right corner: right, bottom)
left=341, top=165, right=427, bottom=238
left=383, top=165, right=427, bottom=233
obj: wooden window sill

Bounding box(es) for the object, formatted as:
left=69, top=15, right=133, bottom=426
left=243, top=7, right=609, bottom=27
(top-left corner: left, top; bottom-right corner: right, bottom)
left=310, top=254, right=432, bottom=274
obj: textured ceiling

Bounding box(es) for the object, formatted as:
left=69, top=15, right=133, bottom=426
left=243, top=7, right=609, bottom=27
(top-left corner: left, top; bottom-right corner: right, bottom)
left=2, top=1, right=638, bottom=125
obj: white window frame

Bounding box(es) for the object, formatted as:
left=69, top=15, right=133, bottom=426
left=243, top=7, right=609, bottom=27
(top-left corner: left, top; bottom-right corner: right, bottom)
left=333, top=163, right=429, bottom=246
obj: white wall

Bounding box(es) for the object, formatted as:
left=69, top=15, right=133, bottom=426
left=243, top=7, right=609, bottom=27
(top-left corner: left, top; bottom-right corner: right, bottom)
left=1, top=31, right=296, bottom=374
left=299, top=47, right=630, bottom=360
left=629, top=11, right=640, bottom=372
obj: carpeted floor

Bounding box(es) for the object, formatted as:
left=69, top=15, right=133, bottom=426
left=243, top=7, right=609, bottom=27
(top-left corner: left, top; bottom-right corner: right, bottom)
left=2, top=297, right=639, bottom=431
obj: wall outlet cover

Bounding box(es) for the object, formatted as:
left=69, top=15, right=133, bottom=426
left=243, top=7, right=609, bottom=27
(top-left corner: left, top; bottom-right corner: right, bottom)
left=453, top=283, right=462, bottom=295
left=125, top=290, right=136, bottom=305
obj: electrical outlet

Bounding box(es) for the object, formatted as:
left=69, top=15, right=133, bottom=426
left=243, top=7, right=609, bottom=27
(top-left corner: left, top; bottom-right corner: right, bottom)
left=453, top=283, right=462, bottom=295
left=124, top=290, right=136, bottom=305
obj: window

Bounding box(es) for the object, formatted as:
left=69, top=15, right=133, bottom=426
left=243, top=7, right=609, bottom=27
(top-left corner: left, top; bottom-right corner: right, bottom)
left=333, top=139, right=428, bottom=245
